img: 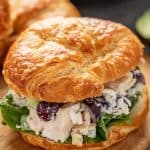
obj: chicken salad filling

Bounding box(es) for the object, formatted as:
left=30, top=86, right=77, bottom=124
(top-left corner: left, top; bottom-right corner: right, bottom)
left=0, top=68, right=145, bottom=146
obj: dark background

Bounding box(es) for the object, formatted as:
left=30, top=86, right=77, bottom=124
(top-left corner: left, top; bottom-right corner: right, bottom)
left=71, top=0, right=150, bottom=54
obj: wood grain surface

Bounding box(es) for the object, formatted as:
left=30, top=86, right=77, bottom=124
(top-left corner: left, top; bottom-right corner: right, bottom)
left=0, top=56, right=150, bottom=150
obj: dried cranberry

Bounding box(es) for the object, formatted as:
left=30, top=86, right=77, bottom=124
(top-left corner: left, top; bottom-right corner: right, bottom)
left=132, top=69, right=145, bottom=84
left=83, top=96, right=108, bottom=120
left=37, top=101, right=61, bottom=121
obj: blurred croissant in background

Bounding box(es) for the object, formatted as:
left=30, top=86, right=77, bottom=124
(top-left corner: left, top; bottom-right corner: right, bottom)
left=0, top=0, right=80, bottom=65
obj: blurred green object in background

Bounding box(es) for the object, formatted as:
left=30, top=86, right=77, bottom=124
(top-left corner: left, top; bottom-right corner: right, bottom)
left=136, top=9, right=150, bottom=40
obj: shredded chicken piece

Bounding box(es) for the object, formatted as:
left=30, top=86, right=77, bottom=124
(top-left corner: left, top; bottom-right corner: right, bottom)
left=27, top=103, right=94, bottom=143
left=106, top=72, right=136, bottom=95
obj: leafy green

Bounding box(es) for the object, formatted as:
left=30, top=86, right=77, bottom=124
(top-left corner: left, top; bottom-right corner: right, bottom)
left=96, top=113, right=131, bottom=140
left=82, top=113, right=131, bottom=144
left=107, top=114, right=131, bottom=127
left=83, top=114, right=112, bottom=143
left=64, top=136, right=72, bottom=144
left=96, top=116, right=108, bottom=140
left=83, top=135, right=100, bottom=143
left=129, top=91, right=141, bottom=109
left=2, top=121, right=7, bottom=125
left=101, top=114, right=112, bottom=124
left=0, top=94, right=29, bottom=131
left=20, top=115, right=34, bottom=133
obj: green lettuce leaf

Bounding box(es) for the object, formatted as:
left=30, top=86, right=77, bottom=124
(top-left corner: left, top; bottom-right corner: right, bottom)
left=129, top=91, right=141, bottom=109
left=97, top=113, right=131, bottom=139
left=83, top=135, right=100, bottom=143
left=83, top=113, right=131, bottom=144
left=0, top=94, right=29, bottom=130
left=20, top=115, right=34, bottom=133
left=64, top=136, right=72, bottom=144
left=96, top=115, right=108, bottom=141
left=107, top=114, right=131, bottom=127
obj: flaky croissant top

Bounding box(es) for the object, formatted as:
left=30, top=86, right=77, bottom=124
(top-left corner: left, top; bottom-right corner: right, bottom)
left=3, top=17, right=144, bottom=102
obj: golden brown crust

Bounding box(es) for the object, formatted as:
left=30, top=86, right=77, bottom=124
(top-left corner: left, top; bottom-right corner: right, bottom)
left=9, top=0, right=80, bottom=33
left=0, top=0, right=11, bottom=63
left=21, top=88, right=149, bottom=150
left=3, top=17, right=144, bottom=102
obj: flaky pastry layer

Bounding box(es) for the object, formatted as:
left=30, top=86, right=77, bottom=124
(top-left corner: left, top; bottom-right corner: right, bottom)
left=4, top=17, right=143, bottom=102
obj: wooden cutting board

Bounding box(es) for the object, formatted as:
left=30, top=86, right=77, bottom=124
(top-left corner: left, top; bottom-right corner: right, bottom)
left=0, top=56, right=150, bottom=150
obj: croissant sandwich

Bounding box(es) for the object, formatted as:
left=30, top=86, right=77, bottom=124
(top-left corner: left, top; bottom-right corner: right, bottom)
left=0, top=17, right=149, bottom=150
